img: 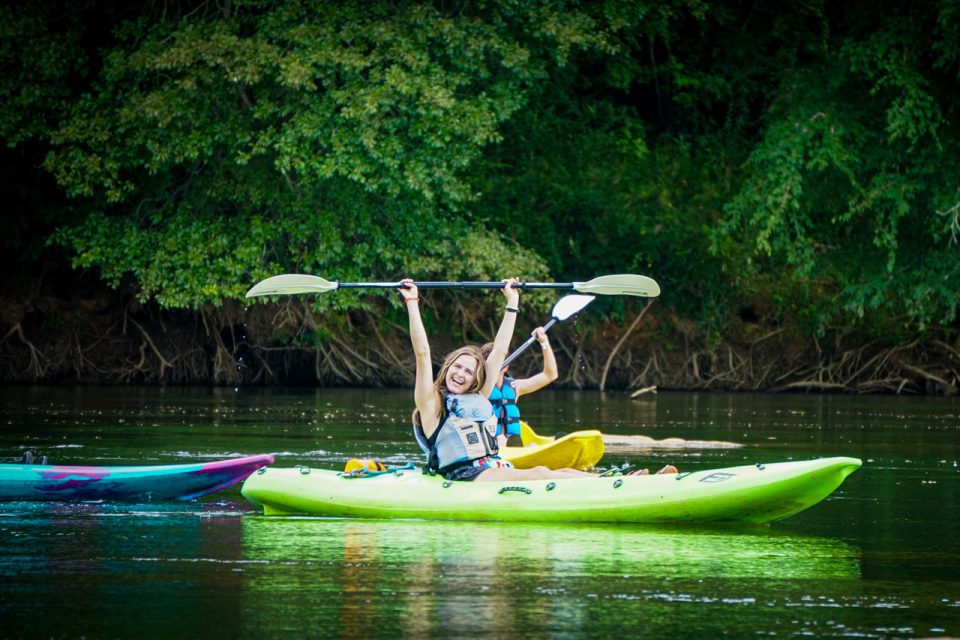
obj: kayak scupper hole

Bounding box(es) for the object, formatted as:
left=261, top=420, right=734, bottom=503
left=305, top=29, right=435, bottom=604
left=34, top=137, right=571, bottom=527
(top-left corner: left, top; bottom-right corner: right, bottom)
left=257, top=467, right=266, bottom=475
left=613, top=479, right=623, bottom=489
left=298, top=466, right=311, bottom=475
left=546, top=482, right=556, bottom=491
left=442, top=481, right=452, bottom=488
left=756, top=463, right=766, bottom=471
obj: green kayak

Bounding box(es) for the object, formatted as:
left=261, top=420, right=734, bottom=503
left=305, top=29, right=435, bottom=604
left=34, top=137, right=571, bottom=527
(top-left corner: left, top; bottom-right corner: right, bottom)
left=241, top=457, right=861, bottom=524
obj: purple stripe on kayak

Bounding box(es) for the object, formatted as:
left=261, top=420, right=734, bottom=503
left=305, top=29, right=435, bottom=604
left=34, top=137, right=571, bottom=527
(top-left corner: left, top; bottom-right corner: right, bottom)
left=38, top=469, right=110, bottom=480
left=196, top=457, right=268, bottom=473
left=177, top=455, right=275, bottom=500
left=34, top=469, right=111, bottom=493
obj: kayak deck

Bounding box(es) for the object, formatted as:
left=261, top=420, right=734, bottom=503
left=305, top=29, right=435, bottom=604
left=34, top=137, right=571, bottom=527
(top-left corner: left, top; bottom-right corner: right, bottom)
left=241, top=457, right=861, bottom=524
left=0, top=454, right=275, bottom=501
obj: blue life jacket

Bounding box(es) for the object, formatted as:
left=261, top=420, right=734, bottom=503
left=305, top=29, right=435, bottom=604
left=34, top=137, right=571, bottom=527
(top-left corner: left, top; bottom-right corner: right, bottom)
left=489, top=375, right=521, bottom=436
left=412, top=394, right=499, bottom=472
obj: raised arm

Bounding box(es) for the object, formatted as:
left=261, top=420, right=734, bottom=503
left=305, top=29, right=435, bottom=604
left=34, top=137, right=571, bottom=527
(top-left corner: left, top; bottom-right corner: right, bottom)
left=480, top=278, right=520, bottom=397
left=513, top=326, right=559, bottom=396
left=400, top=280, right=439, bottom=435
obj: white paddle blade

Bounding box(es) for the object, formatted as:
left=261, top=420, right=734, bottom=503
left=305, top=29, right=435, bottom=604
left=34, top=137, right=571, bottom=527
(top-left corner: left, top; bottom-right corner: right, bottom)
left=552, top=295, right=595, bottom=321
left=575, top=274, right=660, bottom=297
left=245, top=274, right=339, bottom=298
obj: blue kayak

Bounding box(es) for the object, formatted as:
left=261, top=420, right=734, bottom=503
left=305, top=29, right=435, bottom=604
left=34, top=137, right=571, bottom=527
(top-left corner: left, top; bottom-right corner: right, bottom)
left=0, top=454, right=275, bottom=501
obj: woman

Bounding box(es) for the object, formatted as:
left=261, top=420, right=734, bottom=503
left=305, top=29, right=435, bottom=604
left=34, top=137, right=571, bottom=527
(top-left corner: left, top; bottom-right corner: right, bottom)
left=480, top=326, right=557, bottom=447
left=402, top=278, right=593, bottom=481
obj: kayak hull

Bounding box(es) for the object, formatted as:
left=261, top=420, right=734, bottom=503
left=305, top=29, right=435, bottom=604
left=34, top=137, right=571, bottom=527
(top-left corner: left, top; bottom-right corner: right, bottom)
left=499, top=422, right=604, bottom=470
left=241, top=457, right=861, bottom=524
left=0, top=454, right=275, bottom=501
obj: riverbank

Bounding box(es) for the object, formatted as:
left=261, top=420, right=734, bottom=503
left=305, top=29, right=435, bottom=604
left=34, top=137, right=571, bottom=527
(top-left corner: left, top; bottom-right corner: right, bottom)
left=2, top=275, right=957, bottom=395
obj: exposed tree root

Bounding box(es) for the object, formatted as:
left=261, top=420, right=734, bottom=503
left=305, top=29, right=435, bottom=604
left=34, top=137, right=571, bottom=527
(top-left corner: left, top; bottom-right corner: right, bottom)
left=129, top=317, right=175, bottom=379
left=2, top=323, right=46, bottom=380
left=1, top=290, right=957, bottom=395
left=599, top=299, right=653, bottom=391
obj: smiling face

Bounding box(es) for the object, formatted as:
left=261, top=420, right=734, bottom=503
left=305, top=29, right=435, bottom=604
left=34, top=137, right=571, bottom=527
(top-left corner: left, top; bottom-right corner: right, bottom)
left=435, top=346, right=487, bottom=401
left=445, top=353, right=480, bottom=395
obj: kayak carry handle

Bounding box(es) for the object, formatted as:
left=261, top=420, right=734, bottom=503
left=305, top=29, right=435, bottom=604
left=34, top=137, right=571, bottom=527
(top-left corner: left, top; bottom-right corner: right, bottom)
left=498, top=486, right=533, bottom=495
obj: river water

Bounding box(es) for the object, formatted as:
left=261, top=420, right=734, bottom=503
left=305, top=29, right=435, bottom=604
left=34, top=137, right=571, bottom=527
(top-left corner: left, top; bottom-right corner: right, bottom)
left=1, top=386, right=958, bottom=639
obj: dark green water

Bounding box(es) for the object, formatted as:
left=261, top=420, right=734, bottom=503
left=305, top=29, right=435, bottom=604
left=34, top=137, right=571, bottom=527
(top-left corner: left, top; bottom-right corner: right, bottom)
left=1, top=386, right=958, bottom=639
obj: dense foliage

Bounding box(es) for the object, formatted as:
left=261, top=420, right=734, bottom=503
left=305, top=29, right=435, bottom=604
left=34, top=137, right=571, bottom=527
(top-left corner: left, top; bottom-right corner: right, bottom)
left=2, top=0, right=958, bottom=338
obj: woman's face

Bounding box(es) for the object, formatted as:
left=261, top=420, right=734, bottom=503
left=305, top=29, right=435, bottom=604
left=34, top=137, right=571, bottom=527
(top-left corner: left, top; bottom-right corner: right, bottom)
left=445, top=354, right=480, bottom=394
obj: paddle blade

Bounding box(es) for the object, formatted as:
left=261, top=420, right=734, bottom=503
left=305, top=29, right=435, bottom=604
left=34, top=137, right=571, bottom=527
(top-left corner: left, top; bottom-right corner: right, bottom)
left=552, top=295, right=595, bottom=321
left=574, top=274, right=660, bottom=297
left=245, top=274, right=339, bottom=297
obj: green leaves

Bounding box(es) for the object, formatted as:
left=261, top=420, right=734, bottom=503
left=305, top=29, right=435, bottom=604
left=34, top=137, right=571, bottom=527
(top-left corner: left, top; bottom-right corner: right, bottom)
left=32, top=0, right=617, bottom=308
left=3, top=0, right=959, bottom=342
left=0, top=4, right=87, bottom=145
left=707, top=1, right=960, bottom=334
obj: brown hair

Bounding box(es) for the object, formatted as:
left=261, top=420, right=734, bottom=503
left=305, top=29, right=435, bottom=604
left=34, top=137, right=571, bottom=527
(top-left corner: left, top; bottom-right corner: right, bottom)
left=412, top=345, right=486, bottom=427
left=479, top=342, right=494, bottom=360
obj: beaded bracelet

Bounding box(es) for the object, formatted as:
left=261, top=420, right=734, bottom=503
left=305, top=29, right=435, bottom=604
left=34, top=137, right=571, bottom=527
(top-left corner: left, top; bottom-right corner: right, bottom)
left=505, top=306, right=519, bottom=313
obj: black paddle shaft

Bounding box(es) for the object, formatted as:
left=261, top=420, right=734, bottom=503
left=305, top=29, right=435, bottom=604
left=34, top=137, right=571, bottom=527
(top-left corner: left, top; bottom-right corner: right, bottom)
left=501, top=317, right=559, bottom=369
left=337, top=281, right=577, bottom=290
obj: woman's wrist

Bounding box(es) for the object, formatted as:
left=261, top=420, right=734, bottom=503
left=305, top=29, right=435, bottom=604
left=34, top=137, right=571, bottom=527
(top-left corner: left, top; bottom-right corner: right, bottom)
left=405, top=297, right=419, bottom=304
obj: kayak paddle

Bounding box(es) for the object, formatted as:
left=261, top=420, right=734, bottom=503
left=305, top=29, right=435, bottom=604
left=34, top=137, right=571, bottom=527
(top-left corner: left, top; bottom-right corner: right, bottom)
left=501, top=294, right=595, bottom=369
left=246, top=273, right=660, bottom=298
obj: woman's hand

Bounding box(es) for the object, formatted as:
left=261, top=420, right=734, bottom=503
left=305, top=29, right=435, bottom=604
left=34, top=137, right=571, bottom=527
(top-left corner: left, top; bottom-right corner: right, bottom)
left=501, top=277, right=520, bottom=308
left=532, top=327, right=551, bottom=350
left=399, top=279, right=419, bottom=305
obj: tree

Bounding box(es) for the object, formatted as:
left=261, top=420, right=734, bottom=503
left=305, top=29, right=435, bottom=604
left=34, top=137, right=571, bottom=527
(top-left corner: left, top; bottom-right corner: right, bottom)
left=712, top=1, right=960, bottom=335
left=30, top=0, right=615, bottom=308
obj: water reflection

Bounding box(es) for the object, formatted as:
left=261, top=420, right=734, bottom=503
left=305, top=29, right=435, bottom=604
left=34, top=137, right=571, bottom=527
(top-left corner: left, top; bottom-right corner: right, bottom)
left=0, top=500, right=251, bottom=638
left=240, top=517, right=861, bottom=636
left=3, top=386, right=958, bottom=638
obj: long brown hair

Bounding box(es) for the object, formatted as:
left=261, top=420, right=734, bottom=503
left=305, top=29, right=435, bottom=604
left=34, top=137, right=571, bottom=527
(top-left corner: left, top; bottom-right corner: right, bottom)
left=413, top=345, right=486, bottom=427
